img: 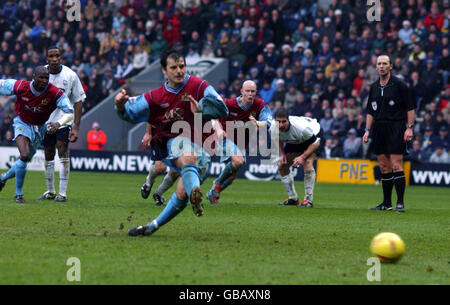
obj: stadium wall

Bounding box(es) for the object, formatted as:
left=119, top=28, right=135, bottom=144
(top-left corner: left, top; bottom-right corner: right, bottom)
left=2, top=147, right=447, bottom=187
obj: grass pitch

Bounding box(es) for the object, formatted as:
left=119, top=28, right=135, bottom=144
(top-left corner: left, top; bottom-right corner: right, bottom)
left=0, top=171, right=448, bottom=285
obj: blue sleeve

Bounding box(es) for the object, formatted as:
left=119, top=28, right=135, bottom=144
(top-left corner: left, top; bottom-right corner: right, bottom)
left=0, top=79, right=17, bottom=96
left=198, top=85, right=229, bottom=121
left=258, top=105, right=273, bottom=128
left=56, top=93, right=74, bottom=113
left=115, top=94, right=150, bottom=123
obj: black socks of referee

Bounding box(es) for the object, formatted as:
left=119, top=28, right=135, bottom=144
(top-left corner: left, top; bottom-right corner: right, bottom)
left=393, top=171, right=406, bottom=205
left=381, top=172, right=394, bottom=206
left=381, top=171, right=405, bottom=206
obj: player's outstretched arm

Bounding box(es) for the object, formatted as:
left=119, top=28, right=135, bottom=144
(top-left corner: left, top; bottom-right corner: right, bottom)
left=198, top=86, right=229, bottom=120
left=0, top=79, right=17, bottom=96
left=114, top=89, right=150, bottom=123
left=114, top=89, right=129, bottom=112
left=252, top=105, right=273, bottom=128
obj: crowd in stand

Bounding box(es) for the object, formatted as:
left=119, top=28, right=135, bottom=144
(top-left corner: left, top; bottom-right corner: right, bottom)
left=0, top=0, right=448, bottom=163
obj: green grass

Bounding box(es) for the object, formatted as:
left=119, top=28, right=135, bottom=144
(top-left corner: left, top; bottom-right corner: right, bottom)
left=0, top=171, right=449, bottom=285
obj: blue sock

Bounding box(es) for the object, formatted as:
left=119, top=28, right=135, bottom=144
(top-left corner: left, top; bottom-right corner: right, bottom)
left=14, top=159, right=28, bottom=196
left=1, top=163, right=17, bottom=182
left=219, top=179, right=233, bottom=191
left=216, top=161, right=237, bottom=188
left=181, top=163, right=200, bottom=197
left=147, top=193, right=188, bottom=233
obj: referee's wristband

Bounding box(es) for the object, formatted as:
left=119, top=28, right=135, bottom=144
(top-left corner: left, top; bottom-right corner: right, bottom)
left=364, top=128, right=370, bottom=132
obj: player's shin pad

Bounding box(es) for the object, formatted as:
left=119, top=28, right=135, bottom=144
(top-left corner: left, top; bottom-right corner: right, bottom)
left=215, top=161, right=237, bottom=188
left=44, top=160, right=55, bottom=193
left=59, top=158, right=70, bottom=196
left=304, top=169, right=316, bottom=201
left=180, top=163, right=200, bottom=197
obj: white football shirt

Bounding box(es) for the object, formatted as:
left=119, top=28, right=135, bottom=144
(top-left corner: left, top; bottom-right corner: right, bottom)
left=45, top=65, right=86, bottom=128
left=270, top=115, right=321, bottom=145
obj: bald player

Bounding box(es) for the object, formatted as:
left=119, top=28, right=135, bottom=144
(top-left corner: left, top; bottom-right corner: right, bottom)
left=206, top=80, right=273, bottom=205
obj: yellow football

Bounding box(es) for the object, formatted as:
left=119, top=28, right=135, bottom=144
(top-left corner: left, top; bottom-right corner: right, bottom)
left=370, top=232, right=405, bottom=263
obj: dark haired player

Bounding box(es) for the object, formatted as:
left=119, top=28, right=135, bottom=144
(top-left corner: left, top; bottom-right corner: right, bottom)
left=271, top=108, right=322, bottom=208
left=38, top=46, right=86, bottom=202
left=0, top=66, right=74, bottom=203
left=114, top=48, right=228, bottom=236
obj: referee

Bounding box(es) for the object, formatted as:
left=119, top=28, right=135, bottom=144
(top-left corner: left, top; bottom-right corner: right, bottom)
left=363, top=55, right=415, bottom=212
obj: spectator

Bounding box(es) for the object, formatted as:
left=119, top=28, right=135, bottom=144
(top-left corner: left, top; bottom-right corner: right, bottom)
left=437, top=48, right=450, bottom=86
left=421, top=126, right=436, bottom=155
left=289, top=93, right=308, bottom=116
left=322, top=137, right=343, bottom=159
left=330, top=108, right=348, bottom=139
left=150, top=31, right=167, bottom=61
left=409, top=139, right=430, bottom=163
left=343, top=128, right=362, bottom=158
left=132, top=45, right=148, bottom=75
left=258, top=81, right=275, bottom=103
left=1, top=129, right=14, bottom=146
left=283, top=84, right=302, bottom=110
left=433, top=112, right=449, bottom=135
left=307, top=94, right=323, bottom=120
left=432, top=125, right=450, bottom=150
left=87, top=121, right=107, bottom=151
left=320, top=108, right=335, bottom=139
left=424, top=3, right=444, bottom=31
left=197, top=0, right=216, bottom=35
left=398, top=20, right=414, bottom=45
left=163, top=22, right=181, bottom=47
left=271, top=79, right=286, bottom=104
left=84, top=79, right=102, bottom=111
left=100, top=69, right=119, bottom=99
left=429, top=145, right=450, bottom=163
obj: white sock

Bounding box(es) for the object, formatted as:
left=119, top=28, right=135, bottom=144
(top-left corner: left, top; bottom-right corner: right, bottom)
left=154, top=172, right=177, bottom=196
left=44, top=160, right=55, bottom=193
left=304, top=169, right=316, bottom=202
left=145, top=165, right=158, bottom=185
left=281, top=172, right=298, bottom=200
left=59, top=158, right=70, bottom=197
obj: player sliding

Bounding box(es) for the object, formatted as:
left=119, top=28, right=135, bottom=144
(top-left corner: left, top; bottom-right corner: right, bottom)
left=114, top=48, right=228, bottom=236
left=140, top=122, right=179, bottom=206
left=0, top=66, right=74, bottom=203
left=271, top=108, right=322, bottom=208
left=206, top=80, right=272, bottom=205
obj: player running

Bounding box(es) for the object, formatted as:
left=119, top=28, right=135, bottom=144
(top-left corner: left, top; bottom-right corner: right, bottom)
left=38, top=46, right=86, bottom=202
left=140, top=122, right=179, bottom=206
left=271, top=108, right=322, bottom=208
left=0, top=66, right=74, bottom=203
left=206, top=80, right=272, bottom=205
left=114, top=48, right=228, bottom=236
